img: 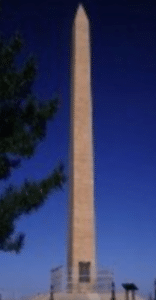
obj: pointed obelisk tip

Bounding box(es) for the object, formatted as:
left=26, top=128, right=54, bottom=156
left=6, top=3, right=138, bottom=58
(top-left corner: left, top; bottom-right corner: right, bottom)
left=78, top=2, right=83, bottom=9
left=76, top=2, right=87, bottom=16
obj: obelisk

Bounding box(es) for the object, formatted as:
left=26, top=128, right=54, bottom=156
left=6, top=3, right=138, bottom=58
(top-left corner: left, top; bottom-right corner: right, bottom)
left=67, top=3, right=96, bottom=294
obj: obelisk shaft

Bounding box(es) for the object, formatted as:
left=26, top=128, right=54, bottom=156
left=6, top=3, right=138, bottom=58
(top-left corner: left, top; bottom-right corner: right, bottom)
left=67, top=4, right=96, bottom=293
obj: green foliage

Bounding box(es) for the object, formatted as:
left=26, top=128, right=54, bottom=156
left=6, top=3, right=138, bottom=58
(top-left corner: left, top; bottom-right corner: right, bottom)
left=0, top=163, right=67, bottom=254
left=0, top=31, right=58, bottom=178
left=0, top=24, right=67, bottom=253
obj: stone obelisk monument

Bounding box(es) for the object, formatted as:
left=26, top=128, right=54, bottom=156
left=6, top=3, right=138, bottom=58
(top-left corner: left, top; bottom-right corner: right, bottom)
left=67, top=3, right=96, bottom=294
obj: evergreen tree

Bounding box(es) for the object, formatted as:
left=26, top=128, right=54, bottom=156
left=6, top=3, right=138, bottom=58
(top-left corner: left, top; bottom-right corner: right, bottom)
left=0, top=26, right=67, bottom=254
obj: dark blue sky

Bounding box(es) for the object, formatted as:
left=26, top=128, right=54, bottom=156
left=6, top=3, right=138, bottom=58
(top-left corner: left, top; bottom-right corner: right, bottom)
left=0, top=0, right=156, bottom=299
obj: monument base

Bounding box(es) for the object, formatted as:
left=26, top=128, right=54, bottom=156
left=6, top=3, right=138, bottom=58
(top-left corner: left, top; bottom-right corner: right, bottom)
left=67, top=282, right=96, bottom=294
left=53, top=292, right=101, bottom=300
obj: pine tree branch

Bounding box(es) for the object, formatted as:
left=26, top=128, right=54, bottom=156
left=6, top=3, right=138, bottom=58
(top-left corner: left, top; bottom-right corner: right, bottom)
left=0, top=162, right=67, bottom=254
left=0, top=95, right=59, bottom=178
